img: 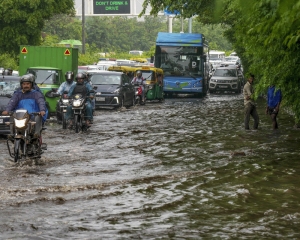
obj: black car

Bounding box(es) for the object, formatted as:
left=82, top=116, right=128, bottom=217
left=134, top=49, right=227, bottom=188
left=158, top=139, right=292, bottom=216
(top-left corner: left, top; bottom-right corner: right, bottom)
left=88, top=71, right=135, bottom=109
left=0, top=81, right=20, bottom=135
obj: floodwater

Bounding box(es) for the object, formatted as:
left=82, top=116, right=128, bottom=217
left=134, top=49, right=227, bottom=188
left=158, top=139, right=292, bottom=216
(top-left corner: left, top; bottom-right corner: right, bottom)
left=0, top=93, right=300, bottom=239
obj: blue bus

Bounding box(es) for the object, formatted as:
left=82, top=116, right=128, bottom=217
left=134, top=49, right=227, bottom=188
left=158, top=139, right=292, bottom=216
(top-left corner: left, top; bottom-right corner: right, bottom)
left=154, top=32, right=209, bottom=97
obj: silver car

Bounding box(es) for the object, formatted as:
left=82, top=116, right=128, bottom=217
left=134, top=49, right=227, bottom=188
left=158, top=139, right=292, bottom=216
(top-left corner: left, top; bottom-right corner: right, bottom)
left=209, top=65, right=244, bottom=94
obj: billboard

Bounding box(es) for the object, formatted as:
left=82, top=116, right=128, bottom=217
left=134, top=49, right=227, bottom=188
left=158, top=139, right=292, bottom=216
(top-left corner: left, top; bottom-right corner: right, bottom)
left=93, top=0, right=131, bottom=14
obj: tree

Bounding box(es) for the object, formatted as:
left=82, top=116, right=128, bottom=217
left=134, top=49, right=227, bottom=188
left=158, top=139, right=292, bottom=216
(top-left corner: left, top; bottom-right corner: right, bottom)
left=43, top=14, right=82, bottom=41
left=141, top=0, right=300, bottom=123
left=0, top=0, right=75, bottom=55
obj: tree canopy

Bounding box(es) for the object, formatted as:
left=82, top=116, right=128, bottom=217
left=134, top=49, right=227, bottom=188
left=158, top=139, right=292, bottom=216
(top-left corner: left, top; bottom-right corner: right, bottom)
left=0, top=0, right=74, bottom=55
left=141, top=0, right=300, bottom=123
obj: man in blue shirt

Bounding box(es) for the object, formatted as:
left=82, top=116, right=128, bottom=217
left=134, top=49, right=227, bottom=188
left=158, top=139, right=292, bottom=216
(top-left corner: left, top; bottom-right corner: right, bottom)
left=2, top=75, right=47, bottom=138
left=266, top=85, right=282, bottom=130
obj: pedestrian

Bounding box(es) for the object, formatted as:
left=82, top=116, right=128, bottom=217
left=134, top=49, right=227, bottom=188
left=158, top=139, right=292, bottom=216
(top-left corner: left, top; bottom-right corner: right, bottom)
left=266, top=85, right=282, bottom=130
left=243, top=74, right=259, bottom=130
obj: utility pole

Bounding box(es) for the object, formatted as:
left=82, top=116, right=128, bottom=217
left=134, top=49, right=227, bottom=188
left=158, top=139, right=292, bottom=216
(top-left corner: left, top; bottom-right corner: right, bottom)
left=82, top=0, right=85, bottom=54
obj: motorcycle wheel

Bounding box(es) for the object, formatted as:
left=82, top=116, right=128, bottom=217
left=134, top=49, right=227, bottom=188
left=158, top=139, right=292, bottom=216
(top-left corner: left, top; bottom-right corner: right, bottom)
left=135, top=97, right=139, bottom=105
left=74, top=115, right=80, bottom=133
left=62, top=113, right=67, bottom=129
left=14, top=139, right=21, bottom=162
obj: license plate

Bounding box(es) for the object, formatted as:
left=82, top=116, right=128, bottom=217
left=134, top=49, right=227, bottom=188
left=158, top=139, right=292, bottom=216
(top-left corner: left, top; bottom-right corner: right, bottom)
left=0, top=119, right=3, bottom=123
left=96, top=97, right=105, bottom=101
left=219, top=85, right=228, bottom=88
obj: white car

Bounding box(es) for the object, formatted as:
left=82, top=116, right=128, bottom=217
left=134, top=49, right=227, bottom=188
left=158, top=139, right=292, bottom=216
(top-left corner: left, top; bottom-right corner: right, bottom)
left=209, top=65, right=244, bottom=94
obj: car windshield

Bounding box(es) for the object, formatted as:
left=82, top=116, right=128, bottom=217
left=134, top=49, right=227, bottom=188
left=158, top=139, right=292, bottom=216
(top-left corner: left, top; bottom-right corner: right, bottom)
left=0, top=81, right=19, bottom=94
left=214, top=68, right=237, bottom=77
left=91, top=74, right=121, bottom=85
left=28, top=69, right=59, bottom=84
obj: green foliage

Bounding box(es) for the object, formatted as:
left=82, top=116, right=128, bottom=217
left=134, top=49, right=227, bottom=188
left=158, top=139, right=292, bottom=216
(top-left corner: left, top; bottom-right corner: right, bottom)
left=141, top=0, right=300, bottom=123
left=0, top=53, right=18, bottom=70
left=41, top=35, right=60, bottom=47
left=78, top=44, right=99, bottom=66
left=0, top=0, right=74, bottom=55
left=84, top=16, right=167, bottom=52
left=43, top=14, right=82, bottom=41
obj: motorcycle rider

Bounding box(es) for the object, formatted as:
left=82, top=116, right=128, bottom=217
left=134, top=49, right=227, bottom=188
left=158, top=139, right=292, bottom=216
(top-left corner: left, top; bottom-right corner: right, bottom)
left=14, top=73, right=42, bottom=93
left=55, top=71, right=76, bottom=122
left=2, top=74, right=47, bottom=138
left=65, top=72, right=94, bottom=128
left=57, top=71, right=76, bottom=95
left=131, top=70, right=146, bottom=103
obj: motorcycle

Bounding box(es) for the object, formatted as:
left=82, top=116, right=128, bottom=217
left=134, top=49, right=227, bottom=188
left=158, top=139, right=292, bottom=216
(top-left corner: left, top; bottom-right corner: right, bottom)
left=70, top=93, right=93, bottom=133
left=54, top=91, right=70, bottom=129
left=134, top=85, right=145, bottom=105
left=6, top=109, right=47, bottom=163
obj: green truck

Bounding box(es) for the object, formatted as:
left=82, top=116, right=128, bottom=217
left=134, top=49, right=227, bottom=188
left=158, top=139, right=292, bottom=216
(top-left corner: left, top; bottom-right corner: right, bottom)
left=19, top=46, right=78, bottom=115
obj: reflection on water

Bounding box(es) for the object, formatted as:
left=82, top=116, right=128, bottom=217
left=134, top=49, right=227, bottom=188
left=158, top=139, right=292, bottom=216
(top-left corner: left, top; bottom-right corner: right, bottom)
left=0, top=94, right=300, bottom=238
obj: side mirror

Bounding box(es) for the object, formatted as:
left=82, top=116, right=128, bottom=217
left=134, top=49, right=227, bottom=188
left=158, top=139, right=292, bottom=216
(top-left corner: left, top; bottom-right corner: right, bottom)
left=5, top=93, right=12, bottom=98
left=93, top=86, right=98, bottom=90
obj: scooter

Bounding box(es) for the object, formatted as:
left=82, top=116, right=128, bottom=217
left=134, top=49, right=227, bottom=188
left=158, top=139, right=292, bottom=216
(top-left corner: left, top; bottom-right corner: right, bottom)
left=134, top=85, right=145, bottom=105
left=6, top=109, right=47, bottom=163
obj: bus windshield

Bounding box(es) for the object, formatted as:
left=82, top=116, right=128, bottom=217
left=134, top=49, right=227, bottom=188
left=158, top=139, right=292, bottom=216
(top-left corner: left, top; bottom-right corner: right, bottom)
left=156, top=46, right=203, bottom=76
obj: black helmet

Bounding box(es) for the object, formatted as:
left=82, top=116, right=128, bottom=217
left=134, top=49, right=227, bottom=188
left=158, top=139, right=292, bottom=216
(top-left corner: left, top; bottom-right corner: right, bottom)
left=75, top=72, right=86, bottom=81
left=20, top=74, right=34, bottom=86
left=65, top=71, right=74, bottom=82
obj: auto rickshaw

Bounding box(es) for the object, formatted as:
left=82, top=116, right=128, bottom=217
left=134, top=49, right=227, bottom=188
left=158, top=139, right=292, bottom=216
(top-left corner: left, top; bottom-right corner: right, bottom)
left=107, top=65, right=136, bottom=81
left=134, top=66, right=164, bottom=102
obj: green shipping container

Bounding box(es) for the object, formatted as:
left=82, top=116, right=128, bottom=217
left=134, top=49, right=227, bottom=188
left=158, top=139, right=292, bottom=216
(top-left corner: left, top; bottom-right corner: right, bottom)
left=19, top=46, right=78, bottom=115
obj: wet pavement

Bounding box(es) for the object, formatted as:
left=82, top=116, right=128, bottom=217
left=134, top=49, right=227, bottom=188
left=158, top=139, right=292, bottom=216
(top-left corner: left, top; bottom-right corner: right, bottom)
left=0, top=93, right=300, bottom=239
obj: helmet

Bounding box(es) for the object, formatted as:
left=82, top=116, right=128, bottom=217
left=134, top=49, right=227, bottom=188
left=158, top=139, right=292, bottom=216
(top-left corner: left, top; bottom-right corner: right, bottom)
left=20, top=74, right=34, bottom=86
left=75, top=72, right=86, bottom=85
left=27, top=73, right=36, bottom=83
left=65, top=71, right=74, bottom=82
left=75, top=72, right=86, bottom=81
left=136, top=70, right=142, bottom=77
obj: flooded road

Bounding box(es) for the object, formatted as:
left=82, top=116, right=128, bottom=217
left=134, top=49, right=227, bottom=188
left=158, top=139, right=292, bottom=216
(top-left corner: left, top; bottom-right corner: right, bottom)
left=0, top=93, right=300, bottom=239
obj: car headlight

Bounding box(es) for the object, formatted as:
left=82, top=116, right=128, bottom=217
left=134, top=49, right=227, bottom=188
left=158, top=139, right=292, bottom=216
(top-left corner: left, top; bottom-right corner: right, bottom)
left=231, top=79, right=238, bottom=83
left=73, top=99, right=82, bottom=107
left=14, top=118, right=27, bottom=129
left=210, top=79, right=216, bottom=82
left=148, top=85, right=153, bottom=90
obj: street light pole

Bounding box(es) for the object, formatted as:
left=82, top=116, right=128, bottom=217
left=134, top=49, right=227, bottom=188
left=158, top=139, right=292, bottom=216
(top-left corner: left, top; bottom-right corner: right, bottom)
left=82, top=0, right=85, bottom=54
